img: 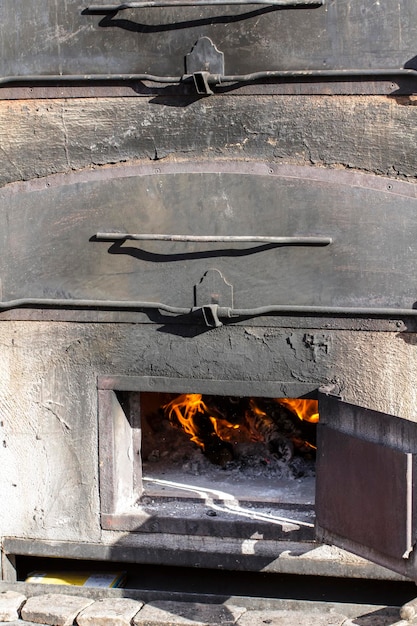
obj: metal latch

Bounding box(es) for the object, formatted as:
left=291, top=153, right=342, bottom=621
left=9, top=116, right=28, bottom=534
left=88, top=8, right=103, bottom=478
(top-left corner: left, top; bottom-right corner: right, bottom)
left=185, top=38, right=224, bottom=95
left=201, top=304, right=223, bottom=328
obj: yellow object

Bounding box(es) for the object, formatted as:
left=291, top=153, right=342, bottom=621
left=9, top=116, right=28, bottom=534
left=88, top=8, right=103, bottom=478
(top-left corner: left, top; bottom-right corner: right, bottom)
left=25, top=571, right=127, bottom=588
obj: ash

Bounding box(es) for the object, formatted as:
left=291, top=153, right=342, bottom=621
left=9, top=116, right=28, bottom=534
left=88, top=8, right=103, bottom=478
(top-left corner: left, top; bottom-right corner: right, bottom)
left=143, top=426, right=315, bottom=483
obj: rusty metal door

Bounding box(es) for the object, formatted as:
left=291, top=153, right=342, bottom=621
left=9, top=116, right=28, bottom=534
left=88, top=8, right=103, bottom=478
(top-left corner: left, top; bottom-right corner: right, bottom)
left=316, top=388, right=417, bottom=580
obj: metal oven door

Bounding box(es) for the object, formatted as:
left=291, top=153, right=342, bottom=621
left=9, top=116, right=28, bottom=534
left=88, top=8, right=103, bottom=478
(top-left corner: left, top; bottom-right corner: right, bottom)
left=316, top=387, right=417, bottom=580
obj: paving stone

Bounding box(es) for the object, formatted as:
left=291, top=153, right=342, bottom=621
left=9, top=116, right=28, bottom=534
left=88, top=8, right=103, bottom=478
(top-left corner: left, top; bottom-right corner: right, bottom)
left=345, top=617, right=403, bottom=626
left=76, top=598, right=144, bottom=626
left=133, top=601, right=246, bottom=626
left=0, top=590, right=27, bottom=622
left=236, top=609, right=348, bottom=626
left=401, top=597, right=417, bottom=621
left=0, top=622, right=50, bottom=626
left=21, top=594, right=94, bottom=626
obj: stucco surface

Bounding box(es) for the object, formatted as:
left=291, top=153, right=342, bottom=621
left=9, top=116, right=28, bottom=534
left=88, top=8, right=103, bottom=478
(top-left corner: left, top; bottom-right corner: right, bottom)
left=0, top=321, right=416, bottom=541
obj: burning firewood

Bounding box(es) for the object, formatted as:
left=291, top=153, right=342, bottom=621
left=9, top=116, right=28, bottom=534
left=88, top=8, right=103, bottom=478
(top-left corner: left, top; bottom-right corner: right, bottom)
left=161, top=394, right=317, bottom=467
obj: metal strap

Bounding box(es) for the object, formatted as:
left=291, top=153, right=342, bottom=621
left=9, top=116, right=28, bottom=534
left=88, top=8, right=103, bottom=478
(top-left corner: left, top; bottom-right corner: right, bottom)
left=86, top=0, right=324, bottom=10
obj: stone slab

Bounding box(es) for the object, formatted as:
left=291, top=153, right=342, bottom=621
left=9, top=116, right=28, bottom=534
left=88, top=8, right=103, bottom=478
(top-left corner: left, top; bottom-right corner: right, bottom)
left=21, top=594, right=94, bottom=626
left=236, top=610, right=348, bottom=626
left=0, top=591, right=27, bottom=622
left=401, top=597, right=417, bottom=621
left=133, top=602, right=246, bottom=626
left=76, top=598, right=144, bottom=626
left=0, top=622, right=50, bottom=626
left=355, top=616, right=400, bottom=626
left=344, top=618, right=404, bottom=626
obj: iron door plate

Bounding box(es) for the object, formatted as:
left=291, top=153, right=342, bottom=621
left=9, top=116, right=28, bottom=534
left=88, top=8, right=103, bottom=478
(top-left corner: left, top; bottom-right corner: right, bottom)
left=2, top=162, right=417, bottom=319
left=1, top=0, right=417, bottom=92
left=316, top=391, right=417, bottom=579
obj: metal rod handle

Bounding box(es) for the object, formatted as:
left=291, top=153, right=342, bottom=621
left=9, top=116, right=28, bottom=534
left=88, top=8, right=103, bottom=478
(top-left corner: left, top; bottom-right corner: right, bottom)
left=2, top=68, right=417, bottom=89
left=86, top=0, right=324, bottom=10
left=0, top=298, right=416, bottom=322
left=95, top=232, right=332, bottom=245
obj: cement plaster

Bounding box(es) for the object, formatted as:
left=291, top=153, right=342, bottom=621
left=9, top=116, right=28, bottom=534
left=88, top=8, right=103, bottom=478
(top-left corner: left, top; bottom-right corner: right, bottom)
left=0, top=321, right=416, bottom=545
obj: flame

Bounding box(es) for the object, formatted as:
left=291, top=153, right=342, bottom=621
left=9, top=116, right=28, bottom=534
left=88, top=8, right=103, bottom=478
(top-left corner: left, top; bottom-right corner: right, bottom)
left=246, top=399, right=277, bottom=442
left=210, top=399, right=274, bottom=445
left=209, top=416, right=252, bottom=443
left=275, top=398, right=319, bottom=423
left=163, top=393, right=208, bottom=447
left=162, top=394, right=319, bottom=458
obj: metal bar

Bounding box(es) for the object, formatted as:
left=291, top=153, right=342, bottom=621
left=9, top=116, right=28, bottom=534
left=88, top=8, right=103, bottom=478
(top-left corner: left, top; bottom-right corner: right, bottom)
left=0, top=74, right=181, bottom=86
left=1, top=298, right=417, bottom=319
left=215, top=68, right=417, bottom=83
left=95, top=232, right=333, bottom=245
left=86, top=0, right=324, bottom=10
left=404, top=454, right=414, bottom=560
left=228, top=305, right=417, bottom=317
left=0, top=298, right=190, bottom=315
left=1, top=68, right=417, bottom=89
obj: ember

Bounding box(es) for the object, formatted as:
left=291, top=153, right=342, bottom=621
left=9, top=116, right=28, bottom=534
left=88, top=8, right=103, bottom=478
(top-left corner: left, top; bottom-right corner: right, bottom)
left=160, top=394, right=318, bottom=466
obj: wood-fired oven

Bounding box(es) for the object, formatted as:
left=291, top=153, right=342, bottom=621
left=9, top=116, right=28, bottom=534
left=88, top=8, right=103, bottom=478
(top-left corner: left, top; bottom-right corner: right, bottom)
left=2, top=0, right=417, bottom=588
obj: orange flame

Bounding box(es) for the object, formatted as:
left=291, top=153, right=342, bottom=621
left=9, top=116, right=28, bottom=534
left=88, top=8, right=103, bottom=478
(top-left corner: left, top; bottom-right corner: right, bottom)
left=162, top=394, right=319, bottom=456
left=163, top=393, right=208, bottom=447
left=246, top=399, right=277, bottom=442
left=275, top=398, right=319, bottom=423
left=209, top=416, right=251, bottom=443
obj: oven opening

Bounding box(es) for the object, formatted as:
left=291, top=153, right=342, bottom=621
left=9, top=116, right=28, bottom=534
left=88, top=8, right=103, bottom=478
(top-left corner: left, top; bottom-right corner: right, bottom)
left=137, top=392, right=318, bottom=503
left=99, top=382, right=318, bottom=537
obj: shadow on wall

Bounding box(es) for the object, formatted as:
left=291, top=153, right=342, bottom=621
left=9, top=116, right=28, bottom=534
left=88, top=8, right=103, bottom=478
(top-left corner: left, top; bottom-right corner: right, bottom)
left=83, top=5, right=282, bottom=34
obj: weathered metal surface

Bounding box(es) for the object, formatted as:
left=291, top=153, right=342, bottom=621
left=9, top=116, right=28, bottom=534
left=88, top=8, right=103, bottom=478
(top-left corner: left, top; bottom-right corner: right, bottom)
left=2, top=97, right=417, bottom=190
left=0, top=79, right=411, bottom=99
left=97, top=374, right=316, bottom=396
left=88, top=0, right=325, bottom=8
left=1, top=0, right=417, bottom=94
left=316, top=391, right=417, bottom=579
left=3, top=539, right=406, bottom=582
left=185, top=37, right=224, bottom=78
left=1, top=162, right=417, bottom=321
left=95, top=232, right=332, bottom=244
left=317, top=426, right=414, bottom=560
left=0, top=307, right=412, bottom=332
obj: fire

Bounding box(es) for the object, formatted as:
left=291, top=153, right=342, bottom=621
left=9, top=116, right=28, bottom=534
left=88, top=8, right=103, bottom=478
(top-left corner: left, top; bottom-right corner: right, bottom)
left=162, top=393, right=319, bottom=463
left=275, top=398, right=319, bottom=423
left=246, top=399, right=280, bottom=442
left=163, top=393, right=208, bottom=447
left=163, top=393, right=253, bottom=447
left=209, top=416, right=251, bottom=443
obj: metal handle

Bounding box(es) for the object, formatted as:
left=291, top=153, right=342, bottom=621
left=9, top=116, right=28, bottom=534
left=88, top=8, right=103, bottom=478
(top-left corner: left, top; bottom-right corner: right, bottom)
left=86, top=0, right=324, bottom=9
left=96, top=232, right=332, bottom=245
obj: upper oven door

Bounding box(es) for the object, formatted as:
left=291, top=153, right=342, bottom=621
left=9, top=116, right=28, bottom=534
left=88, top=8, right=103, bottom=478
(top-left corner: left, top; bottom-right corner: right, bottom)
left=316, top=388, right=417, bottom=580
left=2, top=161, right=417, bottom=323
left=1, top=0, right=417, bottom=91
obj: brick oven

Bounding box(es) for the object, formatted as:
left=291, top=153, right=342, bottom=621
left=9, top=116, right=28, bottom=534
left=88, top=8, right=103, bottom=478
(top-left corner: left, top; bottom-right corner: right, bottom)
left=2, top=0, right=417, bottom=588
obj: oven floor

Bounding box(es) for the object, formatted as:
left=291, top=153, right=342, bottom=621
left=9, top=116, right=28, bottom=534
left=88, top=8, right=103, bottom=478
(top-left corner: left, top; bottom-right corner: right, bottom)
left=142, top=438, right=315, bottom=506
left=141, top=395, right=316, bottom=509
left=142, top=469, right=315, bottom=506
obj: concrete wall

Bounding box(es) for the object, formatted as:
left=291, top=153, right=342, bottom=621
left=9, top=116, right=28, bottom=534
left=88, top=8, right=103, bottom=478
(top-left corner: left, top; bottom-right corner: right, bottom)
left=1, top=321, right=416, bottom=544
